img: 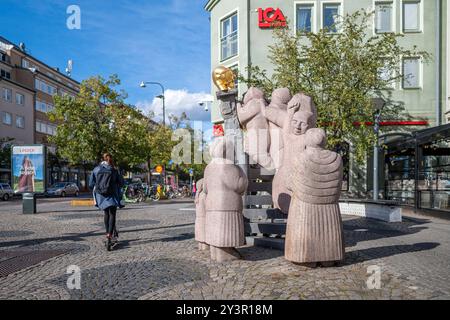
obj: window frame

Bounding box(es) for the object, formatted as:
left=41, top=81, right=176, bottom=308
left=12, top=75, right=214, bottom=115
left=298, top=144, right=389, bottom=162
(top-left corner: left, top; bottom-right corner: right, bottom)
left=295, top=1, right=317, bottom=34
left=402, top=56, right=422, bottom=89
left=320, top=1, right=344, bottom=33
left=219, top=10, right=239, bottom=62
left=374, top=1, right=396, bottom=34
left=2, top=111, right=12, bottom=125
left=401, top=0, right=423, bottom=33
left=2, top=87, right=12, bottom=102
left=16, top=92, right=25, bottom=105
left=15, top=115, right=25, bottom=129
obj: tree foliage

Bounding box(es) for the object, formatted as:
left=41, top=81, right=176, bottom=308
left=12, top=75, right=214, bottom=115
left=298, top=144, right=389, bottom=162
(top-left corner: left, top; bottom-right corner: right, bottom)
left=240, top=10, right=430, bottom=162
left=49, top=75, right=151, bottom=171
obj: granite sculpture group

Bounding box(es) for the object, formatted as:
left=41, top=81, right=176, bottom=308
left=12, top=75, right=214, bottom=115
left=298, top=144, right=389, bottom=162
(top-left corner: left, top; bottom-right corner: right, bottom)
left=195, top=66, right=345, bottom=266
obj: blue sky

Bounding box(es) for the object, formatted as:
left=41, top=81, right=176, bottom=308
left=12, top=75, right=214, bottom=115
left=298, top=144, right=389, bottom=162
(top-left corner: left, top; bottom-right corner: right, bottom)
left=0, top=0, right=213, bottom=123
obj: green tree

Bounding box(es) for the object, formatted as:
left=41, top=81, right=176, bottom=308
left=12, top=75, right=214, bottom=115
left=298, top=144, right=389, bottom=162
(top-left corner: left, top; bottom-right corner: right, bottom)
left=49, top=75, right=151, bottom=171
left=0, top=137, right=14, bottom=172
left=240, top=10, right=430, bottom=162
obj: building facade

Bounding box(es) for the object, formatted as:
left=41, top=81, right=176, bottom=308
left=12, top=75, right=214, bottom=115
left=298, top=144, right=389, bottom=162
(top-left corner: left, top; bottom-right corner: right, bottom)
left=205, top=0, right=448, bottom=197
left=0, top=36, right=89, bottom=189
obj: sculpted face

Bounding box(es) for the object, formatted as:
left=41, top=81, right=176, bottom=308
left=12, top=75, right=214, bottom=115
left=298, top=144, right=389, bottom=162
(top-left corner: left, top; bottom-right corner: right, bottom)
left=291, top=111, right=313, bottom=135
left=212, top=66, right=236, bottom=91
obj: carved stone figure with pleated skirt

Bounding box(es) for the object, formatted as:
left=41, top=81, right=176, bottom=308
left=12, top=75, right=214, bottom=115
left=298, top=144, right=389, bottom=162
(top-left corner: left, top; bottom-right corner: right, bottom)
left=194, top=179, right=209, bottom=251
left=204, top=137, right=248, bottom=262
left=285, top=128, right=345, bottom=267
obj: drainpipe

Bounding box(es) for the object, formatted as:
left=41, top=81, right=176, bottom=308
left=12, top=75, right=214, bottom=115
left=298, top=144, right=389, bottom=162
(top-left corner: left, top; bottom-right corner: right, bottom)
left=435, top=0, right=442, bottom=126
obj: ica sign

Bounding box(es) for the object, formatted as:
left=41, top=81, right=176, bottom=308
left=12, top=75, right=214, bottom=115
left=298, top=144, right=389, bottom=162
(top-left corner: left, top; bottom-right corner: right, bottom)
left=258, top=7, right=287, bottom=28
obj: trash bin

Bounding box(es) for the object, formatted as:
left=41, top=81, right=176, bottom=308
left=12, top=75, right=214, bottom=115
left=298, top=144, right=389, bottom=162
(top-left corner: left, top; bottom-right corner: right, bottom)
left=23, top=193, right=37, bottom=214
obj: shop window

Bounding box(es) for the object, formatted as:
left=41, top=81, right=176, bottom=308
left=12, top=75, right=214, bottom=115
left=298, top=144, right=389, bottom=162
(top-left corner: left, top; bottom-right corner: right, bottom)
left=403, top=0, right=421, bottom=32
left=375, top=2, right=393, bottom=33
left=220, top=13, right=238, bottom=61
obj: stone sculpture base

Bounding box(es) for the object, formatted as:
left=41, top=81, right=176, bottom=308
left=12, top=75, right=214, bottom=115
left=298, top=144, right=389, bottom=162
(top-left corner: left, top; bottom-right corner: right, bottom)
left=210, top=246, right=241, bottom=263
left=198, top=242, right=210, bottom=251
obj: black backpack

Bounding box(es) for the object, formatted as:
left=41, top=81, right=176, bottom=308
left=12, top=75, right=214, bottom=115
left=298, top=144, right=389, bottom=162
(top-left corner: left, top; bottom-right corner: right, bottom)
left=95, top=166, right=115, bottom=196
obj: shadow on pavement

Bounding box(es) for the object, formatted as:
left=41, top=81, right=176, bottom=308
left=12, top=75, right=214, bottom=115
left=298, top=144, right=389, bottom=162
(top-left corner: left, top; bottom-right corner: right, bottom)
left=343, top=242, right=440, bottom=265
left=0, top=223, right=195, bottom=249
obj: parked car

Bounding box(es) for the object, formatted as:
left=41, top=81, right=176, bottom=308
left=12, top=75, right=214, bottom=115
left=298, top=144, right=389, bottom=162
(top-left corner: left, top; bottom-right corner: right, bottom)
left=45, top=182, right=79, bottom=197
left=0, top=183, right=14, bottom=201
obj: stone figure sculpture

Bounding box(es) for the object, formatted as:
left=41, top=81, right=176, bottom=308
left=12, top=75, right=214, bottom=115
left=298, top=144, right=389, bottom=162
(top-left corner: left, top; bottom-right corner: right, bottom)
left=267, top=88, right=291, bottom=170
left=285, top=128, right=345, bottom=267
left=237, top=87, right=274, bottom=171
left=194, top=179, right=208, bottom=251
left=203, top=137, right=248, bottom=262
left=265, top=93, right=317, bottom=214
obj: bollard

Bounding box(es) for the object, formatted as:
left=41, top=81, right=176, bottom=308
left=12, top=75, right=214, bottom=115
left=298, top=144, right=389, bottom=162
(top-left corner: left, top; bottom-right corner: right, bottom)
left=22, top=193, right=37, bottom=214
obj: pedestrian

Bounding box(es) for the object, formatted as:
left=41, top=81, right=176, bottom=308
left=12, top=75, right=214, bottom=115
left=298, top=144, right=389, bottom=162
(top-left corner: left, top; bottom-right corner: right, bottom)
left=192, top=180, right=197, bottom=198
left=89, top=152, right=124, bottom=251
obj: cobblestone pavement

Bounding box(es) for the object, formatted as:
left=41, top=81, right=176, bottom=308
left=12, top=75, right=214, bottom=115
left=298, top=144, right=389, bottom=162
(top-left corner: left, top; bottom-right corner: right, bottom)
left=0, top=198, right=449, bottom=300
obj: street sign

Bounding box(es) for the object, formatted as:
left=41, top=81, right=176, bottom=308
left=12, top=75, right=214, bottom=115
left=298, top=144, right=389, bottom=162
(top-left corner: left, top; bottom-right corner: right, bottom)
left=155, top=165, right=164, bottom=174
left=189, top=169, right=194, bottom=177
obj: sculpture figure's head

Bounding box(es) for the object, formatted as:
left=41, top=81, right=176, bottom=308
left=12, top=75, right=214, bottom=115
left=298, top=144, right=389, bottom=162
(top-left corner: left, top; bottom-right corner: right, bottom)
left=209, top=136, right=235, bottom=162
left=271, top=88, right=292, bottom=108
left=288, top=93, right=317, bottom=135
left=243, top=87, right=265, bottom=105
left=290, top=111, right=314, bottom=136
left=304, top=128, right=327, bottom=148
left=212, top=66, right=236, bottom=91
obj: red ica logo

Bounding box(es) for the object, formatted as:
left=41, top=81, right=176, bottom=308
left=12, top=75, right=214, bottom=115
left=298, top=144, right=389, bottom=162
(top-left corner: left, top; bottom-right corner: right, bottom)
left=258, top=7, right=287, bottom=28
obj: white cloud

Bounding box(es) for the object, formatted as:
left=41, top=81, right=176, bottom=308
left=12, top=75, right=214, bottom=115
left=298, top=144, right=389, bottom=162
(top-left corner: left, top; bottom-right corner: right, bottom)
left=136, top=89, right=213, bottom=123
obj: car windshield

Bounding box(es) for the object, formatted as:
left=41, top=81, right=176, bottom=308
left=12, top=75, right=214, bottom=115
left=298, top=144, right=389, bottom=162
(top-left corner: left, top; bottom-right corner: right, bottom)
left=51, top=183, right=67, bottom=188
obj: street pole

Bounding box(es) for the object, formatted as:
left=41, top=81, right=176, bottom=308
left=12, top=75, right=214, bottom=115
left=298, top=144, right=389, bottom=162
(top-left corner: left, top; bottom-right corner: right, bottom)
left=140, top=81, right=166, bottom=126
left=373, top=110, right=381, bottom=201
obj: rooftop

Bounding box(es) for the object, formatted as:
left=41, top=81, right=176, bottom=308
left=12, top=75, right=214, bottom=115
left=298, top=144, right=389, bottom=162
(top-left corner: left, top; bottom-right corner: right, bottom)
left=0, top=35, right=80, bottom=86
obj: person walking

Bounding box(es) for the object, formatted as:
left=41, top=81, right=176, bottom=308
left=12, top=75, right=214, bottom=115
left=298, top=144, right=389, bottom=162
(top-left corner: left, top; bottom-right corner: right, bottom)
left=89, top=153, right=124, bottom=251
left=192, top=180, right=197, bottom=199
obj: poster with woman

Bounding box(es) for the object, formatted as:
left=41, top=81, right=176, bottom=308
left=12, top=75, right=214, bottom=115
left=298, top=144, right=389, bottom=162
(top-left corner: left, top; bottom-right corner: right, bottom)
left=12, top=145, right=46, bottom=194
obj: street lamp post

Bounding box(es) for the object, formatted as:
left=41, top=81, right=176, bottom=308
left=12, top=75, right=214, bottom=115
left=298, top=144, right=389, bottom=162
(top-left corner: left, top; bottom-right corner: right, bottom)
left=372, top=97, right=386, bottom=201
left=140, top=81, right=166, bottom=126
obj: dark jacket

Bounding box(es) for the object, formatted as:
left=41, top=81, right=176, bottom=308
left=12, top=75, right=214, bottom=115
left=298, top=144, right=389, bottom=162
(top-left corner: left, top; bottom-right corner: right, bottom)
left=89, top=162, right=124, bottom=210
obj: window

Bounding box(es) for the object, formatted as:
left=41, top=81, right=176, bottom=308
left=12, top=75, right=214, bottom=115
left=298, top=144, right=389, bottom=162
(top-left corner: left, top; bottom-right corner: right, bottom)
left=297, top=4, right=314, bottom=33
left=16, top=116, right=24, bottom=128
left=36, top=121, right=46, bottom=133
left=1, top=69, right=11, bottom=79
left=35, top=78, right=57, bottom=95
left=403, top=1, right=421, bottom=32
left=220, top=13, right=238, bottom=61
left=16, top=93, right=25, bottom=105
left=403, top=58, right=421, bottom=88
left=35, top=100, right=53, bottom=113
left=21, top=59, right=30, bottom=68
left=375, top=2, right=393, bottom=33
left=323, top=3, right=341, bottom=32
left=2, top=87, right=12, bottom=102
left=2, top=112, right=12, bottom=125
left=0, top=51, right=8, bottom=63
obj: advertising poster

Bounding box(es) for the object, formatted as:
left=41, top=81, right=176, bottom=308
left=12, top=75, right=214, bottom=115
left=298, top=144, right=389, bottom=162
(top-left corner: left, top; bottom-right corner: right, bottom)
left=12, top=145, right=46, bottom=194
